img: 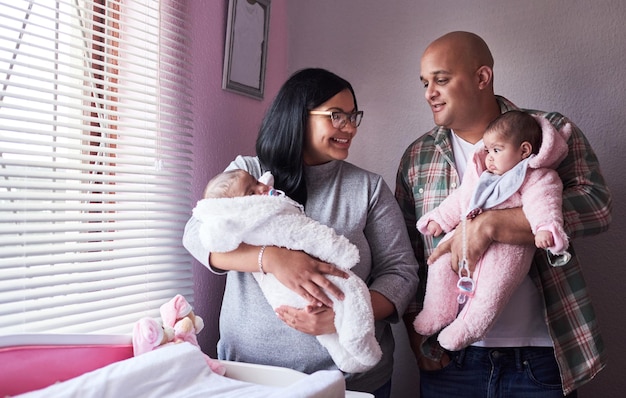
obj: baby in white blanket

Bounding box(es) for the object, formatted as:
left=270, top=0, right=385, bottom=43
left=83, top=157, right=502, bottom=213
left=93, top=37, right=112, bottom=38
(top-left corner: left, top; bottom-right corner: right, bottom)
left=192, top=169, right=382, bottom=373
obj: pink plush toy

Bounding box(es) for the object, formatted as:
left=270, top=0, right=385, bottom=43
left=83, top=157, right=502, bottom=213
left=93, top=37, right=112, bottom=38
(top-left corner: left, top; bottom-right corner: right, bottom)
left=132, top=294, right=225, bottom=375
left=159, top=294, right=205, bottom=346
left=413, top=115, right=571, bottom=351
left=132, top=317, right=174, bottom=356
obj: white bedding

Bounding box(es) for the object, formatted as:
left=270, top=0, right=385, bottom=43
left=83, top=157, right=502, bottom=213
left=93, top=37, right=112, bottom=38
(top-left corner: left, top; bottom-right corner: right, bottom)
left=16, top=342, right=346, bottom=398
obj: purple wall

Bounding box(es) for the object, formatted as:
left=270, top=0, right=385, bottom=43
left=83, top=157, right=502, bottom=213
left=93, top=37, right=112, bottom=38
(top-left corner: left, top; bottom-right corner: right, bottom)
left=287, top=2, right=625, bottom=397
left=187, top=0, right=288, bottom=354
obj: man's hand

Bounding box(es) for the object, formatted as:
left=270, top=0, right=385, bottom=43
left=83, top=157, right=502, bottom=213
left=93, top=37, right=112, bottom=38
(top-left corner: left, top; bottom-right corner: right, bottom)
left=428, top=216, right=492, bottom=273
left=428, top=208, right=535, bottom=273
left=403, top=312, right=451, bottom=370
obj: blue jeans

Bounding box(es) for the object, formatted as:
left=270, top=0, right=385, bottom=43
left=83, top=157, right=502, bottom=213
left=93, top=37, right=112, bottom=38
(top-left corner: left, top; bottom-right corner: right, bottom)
left=420, top=346, right=577, bottom=398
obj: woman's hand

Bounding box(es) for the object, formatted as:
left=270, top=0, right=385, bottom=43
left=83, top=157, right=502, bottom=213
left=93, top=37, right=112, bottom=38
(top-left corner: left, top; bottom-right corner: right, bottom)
left=264, top=246, right=348, bottom=308
left=210, top=244, right=349, bottom=308
left=274, top=304, right=336, bottom=335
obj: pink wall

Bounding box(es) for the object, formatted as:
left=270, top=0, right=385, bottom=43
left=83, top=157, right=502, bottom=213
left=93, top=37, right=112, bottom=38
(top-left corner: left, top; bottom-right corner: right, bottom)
left=187, top=0, right=288, bottom=354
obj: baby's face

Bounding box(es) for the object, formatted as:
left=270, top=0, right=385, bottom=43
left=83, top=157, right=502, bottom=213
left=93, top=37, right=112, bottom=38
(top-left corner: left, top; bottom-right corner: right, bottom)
left=232, top=173, right=272, bottom=196
left=482, top=131, right=527, bottom=176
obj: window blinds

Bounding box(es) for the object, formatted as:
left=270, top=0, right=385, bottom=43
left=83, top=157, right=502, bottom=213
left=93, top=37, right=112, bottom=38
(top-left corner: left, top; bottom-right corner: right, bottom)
left=0, top=0, right=195, bottom=334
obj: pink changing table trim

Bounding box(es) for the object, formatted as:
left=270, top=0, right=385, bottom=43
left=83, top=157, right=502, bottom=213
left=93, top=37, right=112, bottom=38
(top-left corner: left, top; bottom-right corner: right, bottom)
left=0, top=334, right=133, bottom=396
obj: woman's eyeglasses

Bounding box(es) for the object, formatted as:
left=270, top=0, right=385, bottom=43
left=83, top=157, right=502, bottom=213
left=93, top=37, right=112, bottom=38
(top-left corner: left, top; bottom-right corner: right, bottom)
left=309, top=110, right=364, bottom=128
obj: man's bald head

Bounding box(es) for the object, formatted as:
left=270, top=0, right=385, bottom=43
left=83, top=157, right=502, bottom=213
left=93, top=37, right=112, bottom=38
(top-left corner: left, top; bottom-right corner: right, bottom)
left=425, top=31, right=494, bottom=71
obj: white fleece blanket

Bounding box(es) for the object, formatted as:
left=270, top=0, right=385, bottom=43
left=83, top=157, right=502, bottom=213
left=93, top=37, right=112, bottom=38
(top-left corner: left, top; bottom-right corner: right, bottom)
left=192, top=195, right=382, bottom=373
left=17, top=342, right=346, bottom=398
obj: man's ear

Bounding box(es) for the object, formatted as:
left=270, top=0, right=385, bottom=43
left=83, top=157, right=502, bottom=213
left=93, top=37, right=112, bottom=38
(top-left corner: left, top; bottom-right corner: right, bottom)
left=476, top=65, right=493, bottom=90
left=521, top=141, right=533, bottom=158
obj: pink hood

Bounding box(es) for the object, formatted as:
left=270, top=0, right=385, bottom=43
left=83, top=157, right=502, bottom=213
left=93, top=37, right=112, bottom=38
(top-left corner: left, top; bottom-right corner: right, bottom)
left=472, top=115, right=572, bottom=174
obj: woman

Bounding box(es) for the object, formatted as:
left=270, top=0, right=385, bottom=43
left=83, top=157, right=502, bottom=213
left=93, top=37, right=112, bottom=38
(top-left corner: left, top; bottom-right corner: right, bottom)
left=183, top=68, right=418, bottom=397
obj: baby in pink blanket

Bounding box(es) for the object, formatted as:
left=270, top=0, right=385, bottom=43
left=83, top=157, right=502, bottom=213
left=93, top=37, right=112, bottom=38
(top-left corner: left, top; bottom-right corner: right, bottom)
left=414, top=111, right=571, bottom=351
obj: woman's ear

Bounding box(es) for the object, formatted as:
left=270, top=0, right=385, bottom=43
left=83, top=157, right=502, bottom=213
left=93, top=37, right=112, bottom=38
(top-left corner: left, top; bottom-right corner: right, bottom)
left=520, top=141, right=533, bottom=159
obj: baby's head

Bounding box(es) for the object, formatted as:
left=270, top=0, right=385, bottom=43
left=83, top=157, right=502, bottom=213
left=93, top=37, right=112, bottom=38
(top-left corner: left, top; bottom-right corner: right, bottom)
left=203, top=170, right=271, bottom=199
left=482, top=110, right=542, bottom=175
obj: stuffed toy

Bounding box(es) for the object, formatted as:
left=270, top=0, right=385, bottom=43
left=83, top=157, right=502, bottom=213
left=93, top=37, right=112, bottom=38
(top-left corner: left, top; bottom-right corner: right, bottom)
left=191, top=181, right=382, bottom=373
left=160, top=294, right=205, bottom=346
left=132, top=294, right=226, bottom=375
left=413, top=115, right=571, bottom=351
left=132, top=317, right=174, bottom=355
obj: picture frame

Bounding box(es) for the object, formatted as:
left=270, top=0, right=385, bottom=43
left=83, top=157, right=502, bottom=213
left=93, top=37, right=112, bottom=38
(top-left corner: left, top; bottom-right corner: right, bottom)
left=222, top=0, right=271, bottom=100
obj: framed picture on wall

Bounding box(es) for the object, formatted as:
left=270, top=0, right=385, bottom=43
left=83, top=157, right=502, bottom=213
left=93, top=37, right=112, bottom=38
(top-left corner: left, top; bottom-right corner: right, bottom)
left=222, top=0, right=271, bottom=100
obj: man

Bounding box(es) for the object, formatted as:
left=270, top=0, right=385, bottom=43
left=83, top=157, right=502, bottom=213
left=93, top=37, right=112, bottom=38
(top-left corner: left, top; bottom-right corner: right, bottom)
left=395, top=31, right=612, bottom=397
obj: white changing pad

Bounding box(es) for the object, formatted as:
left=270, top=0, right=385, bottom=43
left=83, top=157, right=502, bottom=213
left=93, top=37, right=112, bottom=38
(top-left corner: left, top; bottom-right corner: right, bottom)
left=220, top=360, right=373, bottom=397
left=15, top=342, right=362, bottom=398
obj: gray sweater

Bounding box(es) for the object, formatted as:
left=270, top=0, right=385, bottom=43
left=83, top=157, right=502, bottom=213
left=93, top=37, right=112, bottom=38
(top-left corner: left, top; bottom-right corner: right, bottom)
left=183, top=156, right=418, bottom=393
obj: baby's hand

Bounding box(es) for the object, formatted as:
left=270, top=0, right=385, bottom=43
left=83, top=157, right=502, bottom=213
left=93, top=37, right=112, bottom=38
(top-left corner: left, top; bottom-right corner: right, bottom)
left=426, top=221, right=443, bottom=237
left=535, top=230, right=555, bottom=249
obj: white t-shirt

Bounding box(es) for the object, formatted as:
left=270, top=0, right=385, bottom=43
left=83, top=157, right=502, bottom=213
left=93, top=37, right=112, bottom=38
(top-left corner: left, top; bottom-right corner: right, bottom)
left=449, top=130, right=482, bottom=181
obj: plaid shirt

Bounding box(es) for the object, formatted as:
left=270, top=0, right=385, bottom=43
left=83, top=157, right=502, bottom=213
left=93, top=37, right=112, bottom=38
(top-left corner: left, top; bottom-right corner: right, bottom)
left=395, top=96, right=612, bottom=395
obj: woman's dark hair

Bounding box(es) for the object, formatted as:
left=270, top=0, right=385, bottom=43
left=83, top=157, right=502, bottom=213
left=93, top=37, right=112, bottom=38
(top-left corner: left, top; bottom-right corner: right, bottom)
left=256, top=68, right=357, bottom=205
